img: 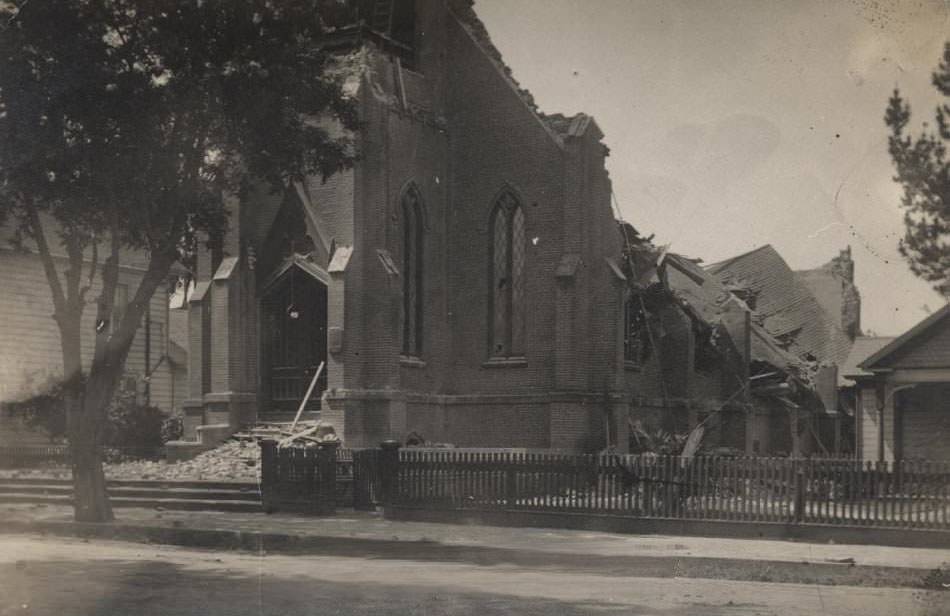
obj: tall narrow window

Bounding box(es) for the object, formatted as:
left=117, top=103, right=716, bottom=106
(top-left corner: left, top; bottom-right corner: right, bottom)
left=489, top=191, right=526, bottom=357
left=401, top=186, right=424, bottom=357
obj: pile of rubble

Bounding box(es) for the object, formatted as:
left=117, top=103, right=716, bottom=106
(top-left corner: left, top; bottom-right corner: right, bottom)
left=0, top=421, right=340, bottom=482
left=0, top=439, right=262, bottom=482
left=105, top=440, right=261, bottom=482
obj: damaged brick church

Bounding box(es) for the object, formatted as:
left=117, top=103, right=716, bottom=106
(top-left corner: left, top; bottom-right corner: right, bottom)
left=177, top=0, right=862, bottom=457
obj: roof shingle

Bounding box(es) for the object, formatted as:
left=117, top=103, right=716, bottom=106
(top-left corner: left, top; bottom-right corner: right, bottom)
left=707, top=245, right=853, bottom=366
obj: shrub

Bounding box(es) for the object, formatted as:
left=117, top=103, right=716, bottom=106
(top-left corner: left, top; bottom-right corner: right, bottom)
left=161, top=415, right=184, bottom=443
left=103, top=388, right=166, bottom=453
left=0, top=377, right=71, bottom=441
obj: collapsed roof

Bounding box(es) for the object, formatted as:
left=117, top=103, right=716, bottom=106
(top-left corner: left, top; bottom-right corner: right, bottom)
left=706, top=245, right=853, bottom=367
left=620, top=232, right=817, bottom=388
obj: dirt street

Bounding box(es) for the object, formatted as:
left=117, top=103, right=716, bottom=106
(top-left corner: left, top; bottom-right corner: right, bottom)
left=0, top=535, right=947, bottom=616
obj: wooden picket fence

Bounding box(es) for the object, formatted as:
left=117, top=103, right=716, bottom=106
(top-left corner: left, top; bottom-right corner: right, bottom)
left=259, top=441, right=339, bottom=514
left=393, top=450, right=950, bottom=530
left=0, top=445, right=70, bottom=468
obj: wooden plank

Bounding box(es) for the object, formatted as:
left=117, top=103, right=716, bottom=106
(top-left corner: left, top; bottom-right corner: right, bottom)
left=289, top=361, right=325, bottom=433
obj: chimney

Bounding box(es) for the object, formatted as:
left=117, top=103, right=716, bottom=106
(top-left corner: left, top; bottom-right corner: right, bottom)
left=830, top=245, right=854, bottom=283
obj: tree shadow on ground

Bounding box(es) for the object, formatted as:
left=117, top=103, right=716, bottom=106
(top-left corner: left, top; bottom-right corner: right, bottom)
left=0, top=558, right=776, bottom=616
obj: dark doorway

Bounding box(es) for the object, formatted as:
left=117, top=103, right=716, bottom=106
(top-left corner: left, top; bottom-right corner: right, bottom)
left=260, top=266, right=328, bottom=414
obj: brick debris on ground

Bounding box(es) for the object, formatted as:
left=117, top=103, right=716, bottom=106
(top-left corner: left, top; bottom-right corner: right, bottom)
left=0, top=440, right=261, bottom=482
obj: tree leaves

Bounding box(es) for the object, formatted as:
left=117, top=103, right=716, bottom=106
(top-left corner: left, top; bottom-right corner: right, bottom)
left=886, top=42, right=950, bottom=295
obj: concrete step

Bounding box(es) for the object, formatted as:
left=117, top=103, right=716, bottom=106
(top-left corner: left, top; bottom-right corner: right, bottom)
left=0, top=484, right=260, bottom=502
left=0, top=477, right=258, bottom=491
left=0, top=493, right=263, bottom=513
left=195, top=423, right=236, bottom=446
left=0, top=478, right=263, bottom=513
left=256, top=411, right=322, bottom=424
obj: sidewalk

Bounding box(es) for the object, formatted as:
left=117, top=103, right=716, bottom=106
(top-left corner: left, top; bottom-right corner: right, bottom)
left=2, top=503, right=949, bottom=589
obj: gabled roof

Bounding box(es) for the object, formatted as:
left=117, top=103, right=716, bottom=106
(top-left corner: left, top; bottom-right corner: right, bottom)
left=859, top=303, right=950, bottom=371
left=260, top=254, right=330, bottom=293
left=658, top=251, right=812, bottom=379
left=448, top=0, right=598, bottom=149
left=707, top=244, right=852, bottom=366
left=840, top=336, right=895, bottom=385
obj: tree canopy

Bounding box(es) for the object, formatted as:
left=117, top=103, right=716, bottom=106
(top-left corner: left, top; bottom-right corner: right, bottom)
left=0, top=0, right=358, bottom=521
left=885, top=42, right=950, bottom=296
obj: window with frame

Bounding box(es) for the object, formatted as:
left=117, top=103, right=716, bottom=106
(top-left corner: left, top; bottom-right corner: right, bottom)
left=624, top=294, right=652, bottom=366
left=489, top=191, right=526, bottom=358
left=401, top=186, right=424, bottom=357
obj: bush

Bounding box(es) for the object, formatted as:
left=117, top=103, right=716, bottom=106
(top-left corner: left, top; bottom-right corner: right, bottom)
left=103, top=388, right=167, bottom=453
left=0, top=377, right=71, bottom=441
left=161, top=415, right=184, bottom=443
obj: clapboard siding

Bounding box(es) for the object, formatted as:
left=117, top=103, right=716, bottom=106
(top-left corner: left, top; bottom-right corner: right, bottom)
left=0, top=249, right=181, bottom=414
left=900, top=384, right=950, bottom=461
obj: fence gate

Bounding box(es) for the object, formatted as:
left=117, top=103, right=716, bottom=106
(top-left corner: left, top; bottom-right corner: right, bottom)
left=352, top=449, right=382, bottom=510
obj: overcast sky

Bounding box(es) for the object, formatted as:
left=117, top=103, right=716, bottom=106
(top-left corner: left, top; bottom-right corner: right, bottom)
left=475, top=0, right=949, bottom=336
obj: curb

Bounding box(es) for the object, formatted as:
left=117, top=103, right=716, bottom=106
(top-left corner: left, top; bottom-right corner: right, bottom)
left=388, top=506, right=950, bottom=550
left=1, top=519, right=943, bottom=590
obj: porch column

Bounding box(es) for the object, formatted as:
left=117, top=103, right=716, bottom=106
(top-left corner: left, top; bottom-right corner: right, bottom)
left=880, top=383, right=898, bottom=462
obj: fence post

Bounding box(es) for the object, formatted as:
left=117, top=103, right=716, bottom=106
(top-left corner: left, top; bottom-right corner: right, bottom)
left=316, top=440, right=340, bottom=515
left=794, top=468, right=805, bottom=524
left=259, top=440, right=278, bottom=513
left=379, top=440, right=402, bottom=510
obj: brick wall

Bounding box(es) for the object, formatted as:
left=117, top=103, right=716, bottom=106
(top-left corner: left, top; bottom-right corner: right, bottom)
left=184, top=1, right=724, bottom=453
left=443, top=12, right=566, bottom=395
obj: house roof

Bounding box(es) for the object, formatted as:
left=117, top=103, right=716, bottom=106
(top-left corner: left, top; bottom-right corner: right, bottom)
left=659, top=251, right=812, bottom=379
left=706, top=244, right=852, bottom=366
left=750, top=323, right=808, bottom=375
left=859, top=303, right=950, bottom=371
left=663, top=253, right=739, bottom=325
left=840, top=336, right=895, bottom=385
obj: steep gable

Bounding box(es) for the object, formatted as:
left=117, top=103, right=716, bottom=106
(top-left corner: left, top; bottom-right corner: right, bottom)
left=861, top=304, right=950, bottom=370
left=707, top=245, right=852, bottom=366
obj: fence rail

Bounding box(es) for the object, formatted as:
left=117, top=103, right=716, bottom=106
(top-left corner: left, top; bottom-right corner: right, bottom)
left=393, top=450, right=950, bottom=531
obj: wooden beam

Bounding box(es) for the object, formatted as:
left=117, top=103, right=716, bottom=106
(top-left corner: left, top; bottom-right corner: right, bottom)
left=290, top=361, right=325, bottom=432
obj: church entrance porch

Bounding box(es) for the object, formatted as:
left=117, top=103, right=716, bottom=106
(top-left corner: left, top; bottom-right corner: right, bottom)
left=259, top=258, right=329, bottom=418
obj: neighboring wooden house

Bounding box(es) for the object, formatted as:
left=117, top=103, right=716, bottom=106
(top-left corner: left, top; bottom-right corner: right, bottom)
left=847, top=305, right=950, bottom=461
left=618, top=232, right=832, bottom=457
left=0, top=221, right=187, bottom=444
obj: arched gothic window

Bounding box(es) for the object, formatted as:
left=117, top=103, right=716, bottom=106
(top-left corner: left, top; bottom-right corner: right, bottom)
left=401, top=186, right=424, bottom=357
left=489, top=191, right=526, bottom=357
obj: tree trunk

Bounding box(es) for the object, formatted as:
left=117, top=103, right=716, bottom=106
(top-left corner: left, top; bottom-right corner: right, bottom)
left=71, top=432, right=113, bottom=522
left=52, top=292, right=111, bottom=522
left=60, top=314, right=114, bottom=523
left=68, top=248, right=176, bottom=522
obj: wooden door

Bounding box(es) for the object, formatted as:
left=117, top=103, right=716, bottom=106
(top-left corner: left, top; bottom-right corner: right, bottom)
left=261, top=267, right=328, bottom=414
